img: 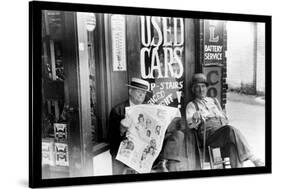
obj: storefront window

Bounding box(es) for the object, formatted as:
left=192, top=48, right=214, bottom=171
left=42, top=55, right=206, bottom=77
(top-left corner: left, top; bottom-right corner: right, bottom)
left=41, top=10, right=101, bottom=178
left=41, top=10, right=69, bottom=178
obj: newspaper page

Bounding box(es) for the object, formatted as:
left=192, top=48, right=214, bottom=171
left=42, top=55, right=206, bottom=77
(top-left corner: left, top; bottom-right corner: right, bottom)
left=116, top=104, right=181, bottom=173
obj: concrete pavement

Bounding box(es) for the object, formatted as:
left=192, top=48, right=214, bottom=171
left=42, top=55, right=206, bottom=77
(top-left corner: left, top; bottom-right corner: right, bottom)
left=226, top=92, right=266, bottom=167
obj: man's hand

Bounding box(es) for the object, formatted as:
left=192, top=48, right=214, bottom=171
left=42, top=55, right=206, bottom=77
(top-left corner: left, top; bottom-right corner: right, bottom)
left=192, top=111, right=202, bottom=123
left=120, top=117, right=132, bottom=136
left=190, top=111, right=205, bottom=129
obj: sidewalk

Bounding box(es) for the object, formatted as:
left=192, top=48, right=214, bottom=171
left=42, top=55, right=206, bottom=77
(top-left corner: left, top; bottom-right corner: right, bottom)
left=226, top=92, right=266, bottom=167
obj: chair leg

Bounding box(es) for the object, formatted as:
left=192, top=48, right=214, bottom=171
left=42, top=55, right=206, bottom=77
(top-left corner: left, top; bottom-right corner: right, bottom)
left=208, top=146, right=214, bottom=169
left=194, top=130, right=204, bottom=169
left=202, top=121, right=207, bottom=169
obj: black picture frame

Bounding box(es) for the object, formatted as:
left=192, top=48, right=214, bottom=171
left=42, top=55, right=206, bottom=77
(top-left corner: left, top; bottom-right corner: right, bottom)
left=29, top=1, right=272, bottom=188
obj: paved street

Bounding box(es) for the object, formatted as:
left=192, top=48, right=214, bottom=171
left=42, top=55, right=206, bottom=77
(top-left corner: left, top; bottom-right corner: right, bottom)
left=226, top=92, right=265, bottom=167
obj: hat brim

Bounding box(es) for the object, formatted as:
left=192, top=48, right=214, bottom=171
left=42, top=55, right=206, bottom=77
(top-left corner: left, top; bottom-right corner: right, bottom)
left=126, top=84, right=151, bottom=92
left=191, top=81, right=209, bottom=88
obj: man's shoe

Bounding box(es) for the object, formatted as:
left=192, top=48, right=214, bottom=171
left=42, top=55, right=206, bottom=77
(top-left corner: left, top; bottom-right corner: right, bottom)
left=152, top=159, right=168, bottom=172
left=253, top=159, right=265, bottom=167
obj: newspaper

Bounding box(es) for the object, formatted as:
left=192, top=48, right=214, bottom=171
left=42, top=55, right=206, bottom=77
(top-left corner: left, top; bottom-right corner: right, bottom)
left=116, top=104, right=181, bottom=173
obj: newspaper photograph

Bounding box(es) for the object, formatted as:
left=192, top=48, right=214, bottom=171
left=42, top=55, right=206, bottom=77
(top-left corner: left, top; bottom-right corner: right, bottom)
left=116, top=104, right=181, bottom=173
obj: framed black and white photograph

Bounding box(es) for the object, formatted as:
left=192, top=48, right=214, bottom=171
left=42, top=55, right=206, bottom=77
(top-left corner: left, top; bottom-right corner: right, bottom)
left=29, top=1, right=271, bottom=187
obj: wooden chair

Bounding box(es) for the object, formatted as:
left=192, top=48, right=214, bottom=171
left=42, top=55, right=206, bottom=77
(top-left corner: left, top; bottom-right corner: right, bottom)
left=194, top=121, right=230, bottom=169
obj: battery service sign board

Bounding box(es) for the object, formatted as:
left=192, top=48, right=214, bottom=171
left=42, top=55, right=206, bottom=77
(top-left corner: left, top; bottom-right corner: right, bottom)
left=203, top=20, right=227, bottom=106
left=204, top=20, right=224, bottom=66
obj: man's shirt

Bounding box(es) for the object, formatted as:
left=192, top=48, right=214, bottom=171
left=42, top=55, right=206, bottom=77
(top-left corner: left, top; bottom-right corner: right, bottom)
left=185, top=97, right=228, bottom=128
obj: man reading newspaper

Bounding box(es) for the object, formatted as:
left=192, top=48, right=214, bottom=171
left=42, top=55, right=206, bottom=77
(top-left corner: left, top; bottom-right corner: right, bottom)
left=108, top=78, right=184, bottom=174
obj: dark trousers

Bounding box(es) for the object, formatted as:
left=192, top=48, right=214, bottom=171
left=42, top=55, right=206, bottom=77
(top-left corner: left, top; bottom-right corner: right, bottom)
left=158, top=118, right=201, bottom=171
left=205, top=125, right=252, bottom=168
left=112, top=157, right=127, bottom=175
left=112, top=155, right=137, bottom=175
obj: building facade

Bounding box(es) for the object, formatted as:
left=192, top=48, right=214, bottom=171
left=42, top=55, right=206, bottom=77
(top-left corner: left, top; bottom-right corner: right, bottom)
left=41, top=10, right=234, bottom=178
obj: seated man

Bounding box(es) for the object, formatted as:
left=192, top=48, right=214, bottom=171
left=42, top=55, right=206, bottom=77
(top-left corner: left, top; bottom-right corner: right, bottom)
left=108, top=77, right=150, bottom=175
left=109, top=78, right=194, bottom=174
left=185, top=73, right=264, bottom=168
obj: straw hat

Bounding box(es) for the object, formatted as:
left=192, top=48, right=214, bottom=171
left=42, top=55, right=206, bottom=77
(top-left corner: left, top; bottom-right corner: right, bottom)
left=126, top=77, right=150, bottom=92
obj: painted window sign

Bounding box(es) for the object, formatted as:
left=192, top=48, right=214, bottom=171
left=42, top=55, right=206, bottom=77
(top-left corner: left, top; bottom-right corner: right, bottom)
left=140, top=16, right=185, bottom=109
left=204, top=20, right=224, bottom=66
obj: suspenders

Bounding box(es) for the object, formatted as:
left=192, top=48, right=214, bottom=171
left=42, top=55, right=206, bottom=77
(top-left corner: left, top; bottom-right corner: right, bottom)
left=192, top=98, right=227, bottom=127
left=213, top=98, right=223, bottom=111
left=192, top=100, right=200, bottom=111
left=192, top=98, right=221, bottom=112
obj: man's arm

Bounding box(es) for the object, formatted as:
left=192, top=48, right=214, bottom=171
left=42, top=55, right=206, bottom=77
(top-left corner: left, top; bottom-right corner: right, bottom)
left=186, top=102, right=203, bottom=129
left=213, top=98, right=229, bottom=123
left=108, top=107, right=124, bottom=156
